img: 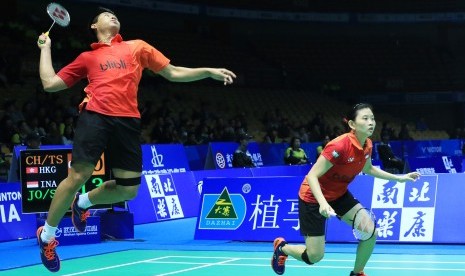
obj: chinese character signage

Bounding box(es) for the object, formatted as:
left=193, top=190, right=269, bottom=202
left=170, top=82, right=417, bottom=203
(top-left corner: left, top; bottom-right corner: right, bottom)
left=128, top=172, right=199, bottom=224
left=195, top=176, right=304, bottom=241
left=371, top=175, right=437, bottom=242
left=196, top=174, right=464, bottom=244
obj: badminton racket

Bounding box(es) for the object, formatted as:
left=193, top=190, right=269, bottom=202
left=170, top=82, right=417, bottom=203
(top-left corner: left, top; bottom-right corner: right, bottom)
left=38, top=2, right=71, bottom=44
left=329, top=207, right=376, bottom=241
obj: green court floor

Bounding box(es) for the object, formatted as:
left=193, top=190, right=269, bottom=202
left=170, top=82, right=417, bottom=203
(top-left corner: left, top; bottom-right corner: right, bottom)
left=4, top=249, right=465, bottom=276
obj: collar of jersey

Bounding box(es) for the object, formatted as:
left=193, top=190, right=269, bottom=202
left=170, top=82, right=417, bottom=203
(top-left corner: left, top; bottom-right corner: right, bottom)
left=91, top=34, right=123, bottom=50
left=347, top=132, right=364, bottom=150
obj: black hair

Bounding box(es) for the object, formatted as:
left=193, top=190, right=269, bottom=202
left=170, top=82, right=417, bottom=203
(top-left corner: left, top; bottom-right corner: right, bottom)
left=289, top=137, right=300, bottom=148
left=91, top=7, right=116, bottom=26
left=88, top=7, right=116, bottom=38
left=345, top=103, right=373, bottom=122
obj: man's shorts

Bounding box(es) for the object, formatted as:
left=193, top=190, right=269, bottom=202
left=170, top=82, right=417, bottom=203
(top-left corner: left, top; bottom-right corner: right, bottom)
left=72, top=110, right=142, bottom=172
left=299, top=191, right=360, bottom=236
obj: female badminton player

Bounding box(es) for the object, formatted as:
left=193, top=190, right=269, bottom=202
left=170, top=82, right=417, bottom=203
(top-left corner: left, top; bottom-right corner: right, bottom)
left=271, top=103, right=420, bottom=276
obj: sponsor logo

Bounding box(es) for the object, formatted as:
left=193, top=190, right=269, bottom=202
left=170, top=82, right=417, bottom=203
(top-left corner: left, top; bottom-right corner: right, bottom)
left=215, top=152, right=226, bottom=169
left=99, top=59, right=127, bottom=71
left=199, top=187, right=246, bottom=230
left=151, top=146, right=164, bottom=168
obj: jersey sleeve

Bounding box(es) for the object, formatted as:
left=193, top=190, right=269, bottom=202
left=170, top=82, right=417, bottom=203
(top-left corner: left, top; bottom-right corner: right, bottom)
left=56, top=53, right=88, bottom=87
left=321, top=140, right=346, bottom=165
left=135, top=40, right=170, bottom=73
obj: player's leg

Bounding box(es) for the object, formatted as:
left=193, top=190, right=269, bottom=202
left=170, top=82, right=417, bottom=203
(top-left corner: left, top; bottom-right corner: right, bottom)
left=339, top=197, right=377, bottom=275
left=271, top=198, right=326, bottom=274
left=88, top=168, right=141, bottom=204
left=281, top=235, right=325, bottom=263
left=47, top=162, right=94, bottom=226
left=81, top=116, right=142, bottom=206
left=37, top=110, right=109, bottom=272
left=69, top=111, right=113, bottom=232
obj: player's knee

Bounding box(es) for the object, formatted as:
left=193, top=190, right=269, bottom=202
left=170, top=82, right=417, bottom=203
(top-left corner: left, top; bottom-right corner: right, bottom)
left=117, top=185, right=139, bottom=200
left=68, top=173, right=91, bottom=188
left=302, top=249, right=323, bottom=264
left=114, top=177, right=140, bottom=200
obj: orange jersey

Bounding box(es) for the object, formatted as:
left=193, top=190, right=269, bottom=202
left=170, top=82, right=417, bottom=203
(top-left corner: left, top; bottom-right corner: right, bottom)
left=56, top=34, right=170, bottom=118
left=299, top=132, right=373, bottom=203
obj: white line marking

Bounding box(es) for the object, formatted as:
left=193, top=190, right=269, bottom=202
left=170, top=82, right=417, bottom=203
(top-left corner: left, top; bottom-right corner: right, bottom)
left=147, top=261, right=465, bottom=272
left=153, top=258, right=239, bottom=276
left=61, top=256, right=171, bottom=275
left=162, top=255, right=465, bottom=265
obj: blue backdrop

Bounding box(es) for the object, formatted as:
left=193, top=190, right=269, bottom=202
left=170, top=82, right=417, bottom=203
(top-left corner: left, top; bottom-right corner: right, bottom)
left=195, top=173, right=465, bottom=244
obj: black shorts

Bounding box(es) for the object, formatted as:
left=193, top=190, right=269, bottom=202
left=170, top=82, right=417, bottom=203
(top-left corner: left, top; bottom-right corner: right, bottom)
left=299, top=191, right=360, bottom=236
left=72, top=110, right=142, bottom=172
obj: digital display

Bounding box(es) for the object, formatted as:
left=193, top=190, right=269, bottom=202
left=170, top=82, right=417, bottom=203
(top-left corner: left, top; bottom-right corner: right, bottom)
left=20, top=149, right=111, bottom=213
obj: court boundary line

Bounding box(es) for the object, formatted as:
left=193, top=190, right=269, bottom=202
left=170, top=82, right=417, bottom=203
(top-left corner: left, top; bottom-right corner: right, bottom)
left=162, top=255, right=465, bottom=264
left=154, top=257, right=240, bottom=276
left=62, top=256, right=171, bottom=276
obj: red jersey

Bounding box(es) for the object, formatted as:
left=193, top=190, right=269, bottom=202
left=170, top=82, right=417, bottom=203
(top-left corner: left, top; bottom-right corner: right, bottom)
left=299, top=132, right=373, bottom=203
left=56, top=34, right=170, bottom=118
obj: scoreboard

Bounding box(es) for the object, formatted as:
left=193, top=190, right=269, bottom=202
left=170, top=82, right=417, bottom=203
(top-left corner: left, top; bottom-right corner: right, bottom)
left=20, top=148, right=111, bottom=213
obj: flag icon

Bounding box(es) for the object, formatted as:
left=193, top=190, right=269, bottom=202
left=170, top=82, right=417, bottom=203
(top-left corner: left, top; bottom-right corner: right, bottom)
left=26, top=167, right=38, bottom=174
left=27, top=181, right=39, bottom=188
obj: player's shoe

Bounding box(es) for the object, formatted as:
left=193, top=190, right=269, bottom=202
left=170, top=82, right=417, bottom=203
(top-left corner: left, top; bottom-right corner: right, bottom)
left=350, top=271, right=368, bottom=276
left=37, top=226, right=60, bottom=272
left=71, top=193, right=90, bottom=232
left=271, top=237, right=288, bottom=275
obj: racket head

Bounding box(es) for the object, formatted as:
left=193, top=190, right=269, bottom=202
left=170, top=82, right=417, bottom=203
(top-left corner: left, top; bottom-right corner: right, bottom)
left=46, top=2, right=71, bottom=27
left=352, top=207, right=376, bottom=241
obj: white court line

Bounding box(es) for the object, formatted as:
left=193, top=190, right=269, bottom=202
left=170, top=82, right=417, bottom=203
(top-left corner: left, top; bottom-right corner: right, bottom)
left=162, top=255, right=465, bottom=265
left=147, top=261, right=465, bottom=272
left=60, top=254, right=465, bottom=275
left=61, top=256, right=171, bottom=276
left=153, top=258, right=239, bottom=276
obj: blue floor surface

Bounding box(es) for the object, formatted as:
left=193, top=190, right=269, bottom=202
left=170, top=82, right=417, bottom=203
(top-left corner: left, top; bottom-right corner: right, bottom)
left=2, top=217, right=465, bottom=272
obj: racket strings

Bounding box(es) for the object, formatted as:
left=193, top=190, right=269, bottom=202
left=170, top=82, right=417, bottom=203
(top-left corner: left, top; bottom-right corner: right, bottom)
left=353, top=209, right=376, bottom=241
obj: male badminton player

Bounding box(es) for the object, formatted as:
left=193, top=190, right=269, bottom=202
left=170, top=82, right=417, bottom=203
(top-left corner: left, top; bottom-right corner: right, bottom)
left=271, top=103, right=420, bottom=276
left=36, top=7, right=236, bottom=272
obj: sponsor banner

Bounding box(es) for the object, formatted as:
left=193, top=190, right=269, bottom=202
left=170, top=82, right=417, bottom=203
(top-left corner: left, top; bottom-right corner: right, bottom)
left=328, top=175, right=439, bottom=243
left=196, top=174, right=465, bottom=244
left=141, top=144, right=190, bottom=174
left=0, top=183, right=37, bottom=242
left=195, top=176, right=303, bottom=241
left=205, top=142, right=263, bottom=169
left=407, top=156, right=462, bottom=175
left=192, top=169, right=253, bottom=196
left=128, top=172, right=199, bottom=224
left=37, top=217, right=100, bottom=245
left=403, top=140, right=463, bottom=158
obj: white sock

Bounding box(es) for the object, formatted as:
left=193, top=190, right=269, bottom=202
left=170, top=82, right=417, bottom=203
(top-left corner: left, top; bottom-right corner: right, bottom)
left=40, top=222, right=57, bottom=243
left=77, top=193, right=93, bottom=209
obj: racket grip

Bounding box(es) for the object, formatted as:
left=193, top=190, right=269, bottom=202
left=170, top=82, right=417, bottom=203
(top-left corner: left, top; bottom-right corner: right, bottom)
left=38, top=32, right=49, bottom=45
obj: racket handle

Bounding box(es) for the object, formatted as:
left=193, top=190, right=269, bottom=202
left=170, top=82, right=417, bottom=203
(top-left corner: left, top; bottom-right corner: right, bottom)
left=38, top=32, right=49, bottom=45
